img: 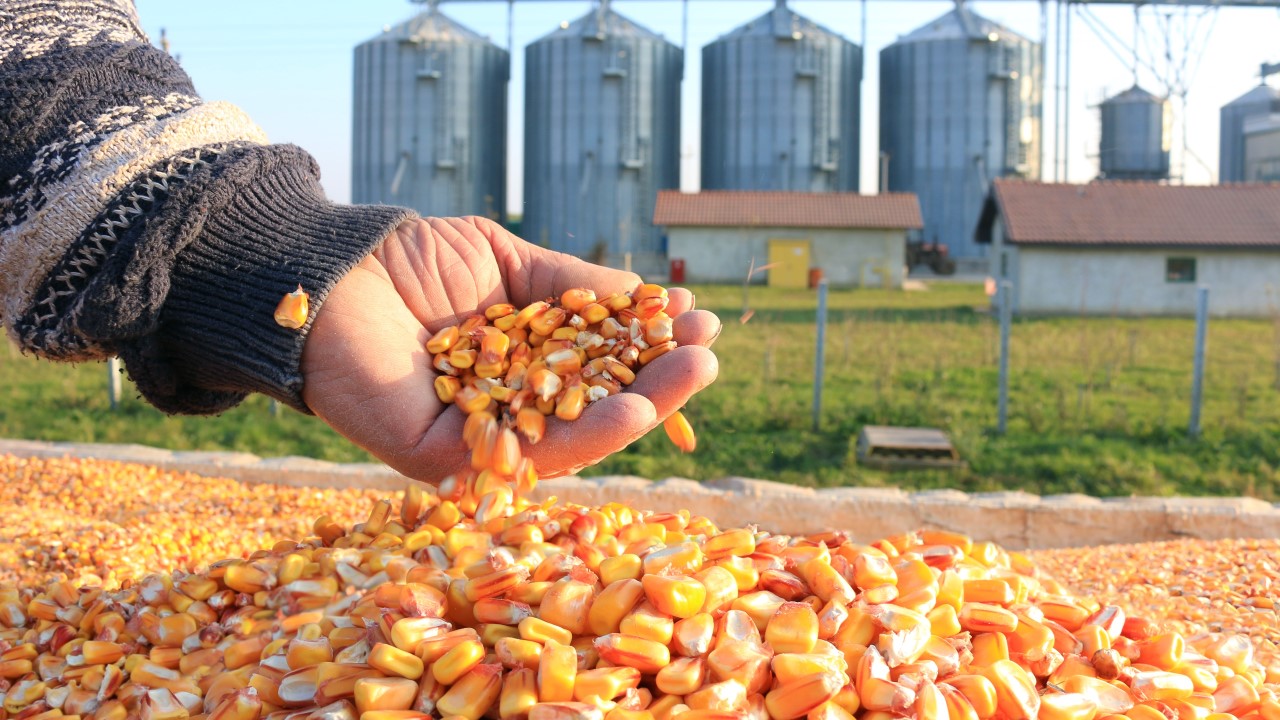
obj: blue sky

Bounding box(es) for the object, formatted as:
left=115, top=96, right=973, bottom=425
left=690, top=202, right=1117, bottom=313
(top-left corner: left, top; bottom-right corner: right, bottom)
left=134, top=0, right=1280, bottom=212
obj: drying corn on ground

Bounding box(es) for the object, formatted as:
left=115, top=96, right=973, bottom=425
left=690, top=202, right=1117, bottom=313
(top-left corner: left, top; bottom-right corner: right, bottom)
left=1, top=454, right=1278, bottom=720
left=2, top=284, right=1279, bottom=720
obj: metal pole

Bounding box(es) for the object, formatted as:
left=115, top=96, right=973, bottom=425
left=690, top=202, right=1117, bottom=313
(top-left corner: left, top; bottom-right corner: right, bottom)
left=997, top=280, right=1013, bottom=434
left=507, top=0, right=514, bottom=55
left=1040, top=0, right=1049, bottom=179
left=1063, top=3, right=1072, bottom=182
left=1054, top=0, right=1062, bottom=181
left=1189, top=285, right=1209, bottom=438
left=681, top=0, right=688, bottom=52
left=107, top=357, right=121, bottom=411
left=813, top=279, right=829, bottom=432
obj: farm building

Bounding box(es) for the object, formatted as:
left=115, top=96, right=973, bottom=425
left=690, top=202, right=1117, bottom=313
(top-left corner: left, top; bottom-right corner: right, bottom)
left=977, top=179, right=1280, bottom=316
left=653, top=190, right=922, bottom=288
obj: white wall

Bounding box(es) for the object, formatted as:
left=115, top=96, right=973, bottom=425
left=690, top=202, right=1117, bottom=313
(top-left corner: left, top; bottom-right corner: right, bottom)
left=1013, top=247, right=1280, bottom=317
left=666, top=226, right=907, bottom=288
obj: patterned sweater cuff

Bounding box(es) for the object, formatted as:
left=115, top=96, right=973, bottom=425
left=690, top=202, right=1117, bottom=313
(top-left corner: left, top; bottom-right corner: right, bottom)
left=121, top=146, right=416, bottom=414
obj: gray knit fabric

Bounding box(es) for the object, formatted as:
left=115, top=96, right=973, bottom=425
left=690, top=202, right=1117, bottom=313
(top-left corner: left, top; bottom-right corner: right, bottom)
left=0, top=0, right=416, bottom=413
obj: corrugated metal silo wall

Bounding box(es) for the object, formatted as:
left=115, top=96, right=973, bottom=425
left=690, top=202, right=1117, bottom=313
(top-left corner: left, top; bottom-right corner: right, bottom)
left=352, top=30, right=508, bottom=220
left=701, top=30, right=861, bottom=191
left=1220, top=94, right=1280, bottom=183
left=523, top=27, right=682, bottom=268
left=879, top=34, right=1041, bottom=259
left=1099, top=97, right=1168, bottom=180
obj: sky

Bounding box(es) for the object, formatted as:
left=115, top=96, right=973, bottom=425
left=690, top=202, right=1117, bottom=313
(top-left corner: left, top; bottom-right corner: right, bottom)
left=133, top=0, right=1280, bottom=213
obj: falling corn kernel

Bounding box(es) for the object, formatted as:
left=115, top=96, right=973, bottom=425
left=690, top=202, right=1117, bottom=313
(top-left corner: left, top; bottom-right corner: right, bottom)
left=663, top=410, right=697, bottom=453
left=273, top=283, right=309, bottom=329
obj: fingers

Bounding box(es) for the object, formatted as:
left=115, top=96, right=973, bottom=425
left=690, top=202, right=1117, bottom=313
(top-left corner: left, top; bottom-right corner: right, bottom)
left=523, top=393, right=658, bottom=479
left=666, top=287, right=694, bottom=316
left=391, top=406, right=471, bottom=485
left=672, top=309, right=722, bottom=348
left=624, top=345, right=719, bottom=422
left=546, top=254, right=640, bottom=303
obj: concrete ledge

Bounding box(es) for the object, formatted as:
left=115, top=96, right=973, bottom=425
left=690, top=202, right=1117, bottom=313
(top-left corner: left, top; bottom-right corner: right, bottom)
left=4, top=439, right=1278, bottom=551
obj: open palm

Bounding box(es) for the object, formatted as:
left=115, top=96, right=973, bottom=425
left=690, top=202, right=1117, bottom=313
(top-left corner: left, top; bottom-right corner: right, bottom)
left=301, top=216, right=720, bottom=485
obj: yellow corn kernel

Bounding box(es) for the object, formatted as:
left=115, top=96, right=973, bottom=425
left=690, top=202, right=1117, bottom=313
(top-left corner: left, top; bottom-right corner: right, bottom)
left=640, top=574, right=706, bottom=620
left=762, top=666, right=844, bottom=717
left=369, top=642, right=425, bottom=680
left=982, top=659, right=1040, bottom=720
left=576, top=667, right=643, bottom=702
left=766, top=602, right=819, bottom=654
left=589, top=579, right=645, bottom=636
left=959, top=603, right=1019, bottom=634
left=1038, top=692, right=1101, bottom=720
left=620, top=601, right=675, bottom=645
left=435, top=663, right=503, bottom=720
left=663, top=411, right=697, bottom=453
left=499, top=667, right=538, bottom=719
left=537, top=638, right=578, bottom=703
left=642, top=542, right=704, bottom=575
left=432, top=639, right=485, bottom=686
left=518, top=616, right=573, bottom=646
left=970, top=631, right=1010, bottom=667
left=773, top=653, right=846, bottom=686
left=964, top=579, right=1015, bottom=606
left=1137, top=633, right=1186, bottom=671
left=799, top=558, right=856, bottom=605
left=595, top=634, right=671, bottom=674
left=943, top=675, right=999, bottom=720
left=273, top=284, right=310, bottom=329
left=731, top=591, right=786, bottom=632
left=598, top=554, right=643, bottom=585
left=672, top=613, right=715, bottom=658
left=354, top=677, right=419, bottom=714
left=714, top=556, right=759, bottom=592
left=1130, top=671, right=1195, bottom=702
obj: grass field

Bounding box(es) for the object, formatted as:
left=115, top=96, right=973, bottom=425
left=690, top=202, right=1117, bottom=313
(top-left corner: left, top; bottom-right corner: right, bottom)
left=3, top=282, right=1279, bottom=499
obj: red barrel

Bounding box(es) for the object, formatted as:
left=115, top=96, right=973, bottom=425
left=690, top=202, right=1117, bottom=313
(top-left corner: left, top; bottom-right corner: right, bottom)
left=669, top=258, right=686, bottom=284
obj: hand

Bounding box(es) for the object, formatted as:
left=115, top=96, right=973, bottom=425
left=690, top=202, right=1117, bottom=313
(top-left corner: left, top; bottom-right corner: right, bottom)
left=301, top=216, right=721, bottom=485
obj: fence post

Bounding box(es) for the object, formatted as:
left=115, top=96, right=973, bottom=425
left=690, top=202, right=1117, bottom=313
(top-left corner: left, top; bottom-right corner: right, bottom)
left=107, top=356, right=121, bottom=411
left=1189, top=285, right=1209, bottom=438
left=997, top=280, right=1013, bottom=435
left=813, top=279, right=829, bottom=432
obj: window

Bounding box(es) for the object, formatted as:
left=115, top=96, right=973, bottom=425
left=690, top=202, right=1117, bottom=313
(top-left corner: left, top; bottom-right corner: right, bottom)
left=1166, top=257, right=1196, bottom=283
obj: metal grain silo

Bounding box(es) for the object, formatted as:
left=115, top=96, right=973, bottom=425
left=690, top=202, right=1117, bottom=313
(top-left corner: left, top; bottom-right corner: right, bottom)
left=1099, top=85, right=1169, bottom=180
left=523, top=3, right=682, bottom=273
left=1219, top=84, right=1280, bottom=183
left=352, top=4, right=508, bottom=221
left=879, top=6, right=1041, bottom=260
left=701, top=0, right=861, bottom=192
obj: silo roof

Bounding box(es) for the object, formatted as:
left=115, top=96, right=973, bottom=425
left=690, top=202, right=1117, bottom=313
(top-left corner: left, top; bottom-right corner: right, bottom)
left=365, top=7, right=491, bottom=45
left=653, top=190, right=924, bottom=230
left=1103, top=85, right=1164, bottom=104
left=1224, top=83, right=1280, bottom=108
left=713, top=2, right=852, bottom=43
left=892, top=5, right=1033, bottom=45
left=534, top=6, right=667, bottom=43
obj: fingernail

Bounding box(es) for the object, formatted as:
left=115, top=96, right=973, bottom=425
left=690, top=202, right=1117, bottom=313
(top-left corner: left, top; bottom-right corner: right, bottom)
left=708, top=323, right=722, bottom=347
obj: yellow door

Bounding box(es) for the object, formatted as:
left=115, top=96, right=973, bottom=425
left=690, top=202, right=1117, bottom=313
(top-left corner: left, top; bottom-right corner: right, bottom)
left=767, top=239, right=811, bottom=288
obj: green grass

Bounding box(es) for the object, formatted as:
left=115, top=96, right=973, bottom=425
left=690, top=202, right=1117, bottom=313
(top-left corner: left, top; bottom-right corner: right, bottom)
left=4, top=282, right=1280, bottom=499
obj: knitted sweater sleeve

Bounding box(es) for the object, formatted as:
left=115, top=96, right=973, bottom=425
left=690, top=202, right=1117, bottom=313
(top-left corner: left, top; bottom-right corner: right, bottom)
left=0, top=0, right=416, bottom=414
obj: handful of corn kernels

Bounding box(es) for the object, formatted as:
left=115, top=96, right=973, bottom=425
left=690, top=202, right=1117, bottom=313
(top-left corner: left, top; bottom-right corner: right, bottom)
left=426, top=283, right=695, bottom=502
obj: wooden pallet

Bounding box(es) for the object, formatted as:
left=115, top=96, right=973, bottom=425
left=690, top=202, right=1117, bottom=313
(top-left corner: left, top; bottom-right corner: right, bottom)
left=856, top=425, right=964, bottom=470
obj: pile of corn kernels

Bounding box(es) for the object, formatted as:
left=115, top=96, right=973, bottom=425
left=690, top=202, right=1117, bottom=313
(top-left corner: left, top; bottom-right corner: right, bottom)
left=0, top=455, right=380, bottom=587
left=1, top=454, right=1278, bottom=720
